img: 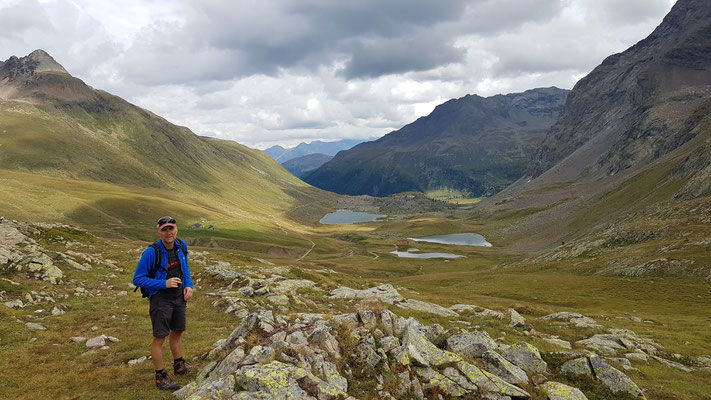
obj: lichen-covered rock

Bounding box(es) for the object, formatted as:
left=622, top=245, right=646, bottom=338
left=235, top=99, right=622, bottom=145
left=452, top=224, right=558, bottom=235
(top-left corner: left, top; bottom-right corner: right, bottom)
left=397, top=298, right=458, bottom=317
left=481, top=350, right=529, bottom=385
left=455, top=361, right=530, bottom=398
left=576, top=334, right=625, bottom=355
left=502, top=342, right=547, bottom=375
left=25, top=254, right=63, bottom=284
left=540, top=312, right=602, bottom=329
left=542, top=337, right=572, bottom=350
left=328, top=284, right=404, bottom=304
left=589, top=356, right=645, bottom=398
left=449, top=304, right=504, bottom=319
left=415, top=366, right=469, bottom=396
left=272, top=279, right=319, bottom=294
left=403, top=323, right=461, bottom=367
left=560, top=357, right=592, bottom=376
left=446, top=331, right=498, bottom=358
left=358, top=309, right=377, bottom=331
left=538, top=381, right=588, bottom=400
left=508, top=308, right=526, bottom=328
left=309, top=328, right=341, bottom=359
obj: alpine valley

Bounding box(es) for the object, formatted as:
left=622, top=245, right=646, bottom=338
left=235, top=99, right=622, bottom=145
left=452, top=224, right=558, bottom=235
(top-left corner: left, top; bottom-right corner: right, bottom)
left=0, top=1, right=710, bottom=400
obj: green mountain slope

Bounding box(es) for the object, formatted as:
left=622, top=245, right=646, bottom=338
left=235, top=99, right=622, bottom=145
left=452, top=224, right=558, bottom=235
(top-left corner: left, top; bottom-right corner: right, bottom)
left=0, top=50, right=332, bottom=229
left=304, top=87, right=568, bottom=197
left=477, top=0, right=711, bottom=262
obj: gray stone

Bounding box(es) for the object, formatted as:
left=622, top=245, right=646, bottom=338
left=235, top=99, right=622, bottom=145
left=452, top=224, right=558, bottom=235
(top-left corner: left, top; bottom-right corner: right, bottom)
left=508, top=308, right=526, bottom=328
left=449, top=304, right=505, bottom=319
left=455, top=361, right=530, bottom=398
left=561, top=358, right=593, bottom=376
left=86, top=335, right=106, bottom=349
left=330, top=313, right=359, bottom=330
left=4, top=299, right=24, bottom=309
left=538, top=382, right=588, bottom=400
left=241, top=345, right=276, bottom=365
left=446, top=331, right=498, bottom=358
left=70, top=336, right=85, bottom=342
left=286, top=330, right=308, bottom=346
left=127, top=356, right=148, bottom=366
left=625, top=352, right=649, bottom=363
left=589, top=356, right=645, bottom=397
left=379, top=336, right=400, bottom=354
left=542, top=337, right=572, bottom=349
left=327, top=284, right=404, bottom=304
left=26, top=322, right=47, bottom=330
left=309, top=328, right=340, bottom=358
left=502, top=341, right=547, bottom=375
left=266, top=294, right=289, bottom=305
left=650, top=355, right=695, bottom=372
left=481, top=350, right=529, bottom=385
left=272, top=279, right=319, bottom=294
left=396, top=299, right=458, bottom=317
left=211, top=346, right=246, bottom=378
left=358, top=309, right=377, bottom=330
left=414, top=366, right=468, bottom=397
left=576, top=334, right=625, bottom=355
left=403, top=324, right=461, bottom=367
left=239, top=286, right=255, bottom=297
left=51, top=306, right=65, bottom=316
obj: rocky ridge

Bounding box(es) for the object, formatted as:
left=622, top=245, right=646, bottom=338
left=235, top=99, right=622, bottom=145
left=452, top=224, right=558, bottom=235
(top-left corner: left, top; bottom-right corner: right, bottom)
left=2, top=221, right=709, bottom=398
left=169, top=258, right=711, bottom=399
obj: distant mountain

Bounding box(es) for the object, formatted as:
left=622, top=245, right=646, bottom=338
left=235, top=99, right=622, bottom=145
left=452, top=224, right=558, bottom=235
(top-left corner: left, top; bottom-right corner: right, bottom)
left=0, top=50, right=327, bottom=224
left=264, top=139, right=364, bottom=163
left=482, top=0, right=711, bottom=255
left=526, top=0, right=711, bottom=186
left=282, top=153, right=333, bottom=178
left=304, top=87, right=568, bottom=197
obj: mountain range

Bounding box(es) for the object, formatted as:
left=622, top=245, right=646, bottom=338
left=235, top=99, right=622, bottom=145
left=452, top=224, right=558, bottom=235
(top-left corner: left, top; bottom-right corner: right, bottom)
left=304, top=87, right=568, bottom=197
left=0, top=50, right=327, bottom=227
left=264, top=139, right=364, bottom=163
left=482, top=0, right=711, bottom=255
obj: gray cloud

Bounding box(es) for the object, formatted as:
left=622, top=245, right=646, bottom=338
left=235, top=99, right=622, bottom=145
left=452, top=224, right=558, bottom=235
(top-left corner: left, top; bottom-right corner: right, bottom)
left=0, top=0, right=677, bottom=148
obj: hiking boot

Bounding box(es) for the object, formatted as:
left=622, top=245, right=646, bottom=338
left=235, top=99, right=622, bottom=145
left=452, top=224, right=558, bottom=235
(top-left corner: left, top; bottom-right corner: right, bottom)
left=173, top=358, right=188, bottom=375
left=155, top=371, right=180, bottom=391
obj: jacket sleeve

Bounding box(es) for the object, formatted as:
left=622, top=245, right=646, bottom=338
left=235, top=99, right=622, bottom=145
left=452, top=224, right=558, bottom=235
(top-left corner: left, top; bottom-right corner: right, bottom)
left=181, top=240, right=194, bottom=289
left=133, top=247, right=167, bottom=290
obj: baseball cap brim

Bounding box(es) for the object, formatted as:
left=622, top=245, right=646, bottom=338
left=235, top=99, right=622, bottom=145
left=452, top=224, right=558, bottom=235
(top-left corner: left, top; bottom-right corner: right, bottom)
left=158, top=222, right=177, bottom=230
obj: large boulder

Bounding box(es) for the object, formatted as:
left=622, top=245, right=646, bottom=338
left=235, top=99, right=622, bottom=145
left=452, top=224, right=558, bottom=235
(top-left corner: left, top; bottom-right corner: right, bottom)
left=327, top=284, right=404, bottom=304
left=397, top=299, right=458, bottom=317
left=481, top=350, right=529, bottom=385
left=446, top=331, right=498, bottom=358
left=538, top=381, right=588, bottom=400
left=502, top=342, right=547, bottom=375
left=589, top=356, right=645, bottom=398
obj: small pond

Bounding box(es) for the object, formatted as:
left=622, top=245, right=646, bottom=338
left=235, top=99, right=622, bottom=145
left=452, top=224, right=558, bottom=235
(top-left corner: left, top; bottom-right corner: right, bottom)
left=320, top=209, right=386, bottom=225
left=408, top=233, right=492, bottom=247
left=390, top=248, right=464, bottom=259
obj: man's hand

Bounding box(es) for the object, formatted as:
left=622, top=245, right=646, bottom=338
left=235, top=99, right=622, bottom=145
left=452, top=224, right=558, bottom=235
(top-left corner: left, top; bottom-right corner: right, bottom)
left=166, top=277, right=182, bottom=288
left=183, top=286, right=194, bottom=301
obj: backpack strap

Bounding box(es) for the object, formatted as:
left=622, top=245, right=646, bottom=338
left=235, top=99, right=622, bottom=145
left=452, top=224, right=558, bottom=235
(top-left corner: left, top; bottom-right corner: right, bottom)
left=175, top=238, right=188, bottom=257
left=150, top=243, right=168, bottom=276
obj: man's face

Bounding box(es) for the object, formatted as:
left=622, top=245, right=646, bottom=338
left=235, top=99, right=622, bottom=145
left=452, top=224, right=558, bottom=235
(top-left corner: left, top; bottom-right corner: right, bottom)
left=157, top=225, right=177, bottom=245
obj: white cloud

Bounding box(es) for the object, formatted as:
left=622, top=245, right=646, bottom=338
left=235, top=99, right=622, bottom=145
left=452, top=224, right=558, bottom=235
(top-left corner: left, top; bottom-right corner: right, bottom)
left=0, top=0, right=677, bottom=149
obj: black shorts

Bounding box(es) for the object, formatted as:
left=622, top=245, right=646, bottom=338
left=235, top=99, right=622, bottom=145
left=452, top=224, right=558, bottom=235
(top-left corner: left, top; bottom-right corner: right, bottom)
left=149, top=294, right=186, bottom=338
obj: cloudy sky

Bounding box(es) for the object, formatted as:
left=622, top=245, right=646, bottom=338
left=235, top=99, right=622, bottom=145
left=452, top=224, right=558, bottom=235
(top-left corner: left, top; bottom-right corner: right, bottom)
left=0, top=0, right=676, bottom=149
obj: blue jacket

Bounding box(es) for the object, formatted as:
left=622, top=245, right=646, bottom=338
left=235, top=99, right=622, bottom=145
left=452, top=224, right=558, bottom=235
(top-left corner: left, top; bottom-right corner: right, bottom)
left=133, top=239, right=193, bottom=299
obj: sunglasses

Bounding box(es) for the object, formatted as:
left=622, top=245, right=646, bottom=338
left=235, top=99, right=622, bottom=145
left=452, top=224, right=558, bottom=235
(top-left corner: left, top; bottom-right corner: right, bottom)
left=157, top=216, right=177, bottom=228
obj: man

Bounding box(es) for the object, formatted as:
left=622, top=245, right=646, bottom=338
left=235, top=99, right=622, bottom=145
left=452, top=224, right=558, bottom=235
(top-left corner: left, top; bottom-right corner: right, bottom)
left=133, top=216, right=194, bottom=390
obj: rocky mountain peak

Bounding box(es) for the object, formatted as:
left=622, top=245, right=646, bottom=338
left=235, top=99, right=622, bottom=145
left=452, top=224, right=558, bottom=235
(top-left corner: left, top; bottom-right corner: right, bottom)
left=526, top=0, right=711, bottom=181
left=0, top=49, right=69, bottom=79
